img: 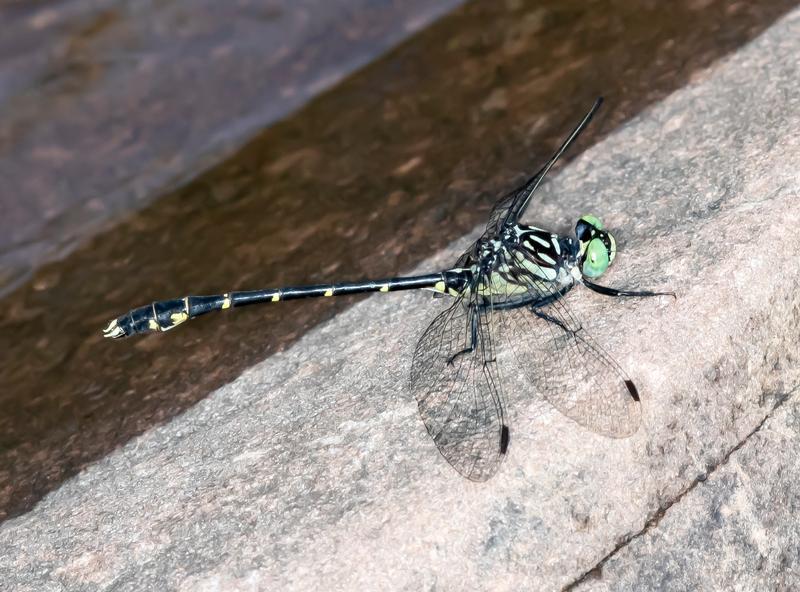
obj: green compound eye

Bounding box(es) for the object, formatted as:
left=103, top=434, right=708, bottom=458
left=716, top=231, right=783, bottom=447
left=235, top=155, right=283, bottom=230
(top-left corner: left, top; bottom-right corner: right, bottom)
left=581, top=237, right=610, bottom=278
left=579, top=214, right=604, bottom=230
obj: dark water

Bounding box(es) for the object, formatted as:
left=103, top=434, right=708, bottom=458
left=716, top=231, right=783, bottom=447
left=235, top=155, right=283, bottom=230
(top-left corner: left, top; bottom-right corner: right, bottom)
left=0, top=0, right=797, bottom=521
left=0, top=0, right=464, bottom=296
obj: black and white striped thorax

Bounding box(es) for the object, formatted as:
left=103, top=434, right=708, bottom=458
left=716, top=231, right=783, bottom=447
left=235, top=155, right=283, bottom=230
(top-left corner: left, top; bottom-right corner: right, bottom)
left=459, top=223, right=580, bottom=309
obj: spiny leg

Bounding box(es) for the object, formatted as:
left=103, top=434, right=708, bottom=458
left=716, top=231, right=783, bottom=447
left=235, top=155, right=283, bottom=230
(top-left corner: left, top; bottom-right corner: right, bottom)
left=582, top=278, right=676, bottom=299
left=531, top=307, right=581, bottom=336
left=447, top=306, right=478, bottom=365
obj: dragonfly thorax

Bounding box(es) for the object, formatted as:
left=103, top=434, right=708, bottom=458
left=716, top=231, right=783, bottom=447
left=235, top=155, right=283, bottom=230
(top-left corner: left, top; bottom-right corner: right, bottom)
left=456, top=223, right=573, bottom=308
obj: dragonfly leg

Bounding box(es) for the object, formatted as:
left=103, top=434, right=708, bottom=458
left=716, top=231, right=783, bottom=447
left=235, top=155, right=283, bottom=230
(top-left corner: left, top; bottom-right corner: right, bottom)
left=531, top=308, right=581, bottom=336
left=582, top=278, right=676, bottom=299
left=447, top=307, right=478, bottom=365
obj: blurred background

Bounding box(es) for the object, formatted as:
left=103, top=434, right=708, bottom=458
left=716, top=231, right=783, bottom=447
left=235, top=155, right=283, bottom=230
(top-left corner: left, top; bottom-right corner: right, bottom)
left=0, top=0, right=796, bottom=521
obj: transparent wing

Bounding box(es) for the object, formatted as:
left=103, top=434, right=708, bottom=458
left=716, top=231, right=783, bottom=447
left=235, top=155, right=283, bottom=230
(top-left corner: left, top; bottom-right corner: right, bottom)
left=481, top=164, right=548, bottom=240
left=498, top=267, right=641, bottom=438
left=482, top=97, right=603, bottom=239
left=409, top=294, right=509, bottom=481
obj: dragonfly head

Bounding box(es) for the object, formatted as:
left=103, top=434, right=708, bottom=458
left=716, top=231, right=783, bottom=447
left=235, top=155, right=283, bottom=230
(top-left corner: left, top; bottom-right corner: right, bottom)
left=575, top=214, right=617, bottom=278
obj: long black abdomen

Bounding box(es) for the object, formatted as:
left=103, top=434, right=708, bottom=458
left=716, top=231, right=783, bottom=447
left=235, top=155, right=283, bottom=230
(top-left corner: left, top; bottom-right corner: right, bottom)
left=102, top=272, right=466, bottom=339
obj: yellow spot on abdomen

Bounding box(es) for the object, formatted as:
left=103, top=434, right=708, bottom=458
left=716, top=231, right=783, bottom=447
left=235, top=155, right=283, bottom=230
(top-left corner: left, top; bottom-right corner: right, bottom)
left=324, top=288, right=333, bottom=297
left=271, top=293, right=280, bottom=302
left=379, top=285, right=390, bottom=292
left=148, top=319, right=160, bottom=331
left=434, top=281, right=446, bottom=293
left=169, top=311, right=189, bottom=327
left=221, top=294, right=232, bottom=309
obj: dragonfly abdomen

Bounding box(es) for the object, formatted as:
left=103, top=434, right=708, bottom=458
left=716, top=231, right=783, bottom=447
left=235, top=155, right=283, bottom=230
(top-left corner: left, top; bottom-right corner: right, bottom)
left=103, top=296, right=226, bottom=338
left=103, top=271, right=470, bottom=339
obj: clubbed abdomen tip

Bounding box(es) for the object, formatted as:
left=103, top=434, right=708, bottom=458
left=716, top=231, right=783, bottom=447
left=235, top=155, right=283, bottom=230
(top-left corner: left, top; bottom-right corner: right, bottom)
left=102, top=318, right=128, bottom=339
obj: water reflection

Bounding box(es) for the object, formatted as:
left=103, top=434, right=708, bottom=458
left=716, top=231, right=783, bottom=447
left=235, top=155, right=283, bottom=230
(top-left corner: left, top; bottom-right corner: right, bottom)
left=0, top=0, right=464, bottom=295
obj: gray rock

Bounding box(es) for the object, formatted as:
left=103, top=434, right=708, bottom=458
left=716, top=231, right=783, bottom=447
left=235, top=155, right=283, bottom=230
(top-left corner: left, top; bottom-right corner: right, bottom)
left=3, top=7, right=800, bottom=592
left=571, top=397, right=800, bottom=592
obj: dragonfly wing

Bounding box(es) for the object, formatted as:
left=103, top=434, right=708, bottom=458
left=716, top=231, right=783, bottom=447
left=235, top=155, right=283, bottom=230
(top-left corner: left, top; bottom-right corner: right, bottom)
left=409, top=294, right=509, bottom=481
left=483, top=97, right=604, bottom=237
left=498, top=271, right=641, bottom=438
left=482, top=164, right=548, bottom=239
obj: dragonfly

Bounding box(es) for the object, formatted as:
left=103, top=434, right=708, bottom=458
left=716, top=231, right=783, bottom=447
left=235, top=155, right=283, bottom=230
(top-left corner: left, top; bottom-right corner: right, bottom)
left=104, top=97, right=673, bottom=481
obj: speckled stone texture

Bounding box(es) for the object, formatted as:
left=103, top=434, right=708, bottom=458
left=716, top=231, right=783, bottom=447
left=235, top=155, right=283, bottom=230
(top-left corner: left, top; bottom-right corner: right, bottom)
left=573, top=397, right=800, bottom=592
left=3, top=7, right=800, bottom=592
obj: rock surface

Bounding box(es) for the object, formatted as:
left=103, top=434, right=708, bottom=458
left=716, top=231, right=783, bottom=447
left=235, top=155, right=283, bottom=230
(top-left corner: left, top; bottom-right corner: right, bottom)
left=3, top=7, right=800, bottom=592
left=573, top=396, right=800, bottom=591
